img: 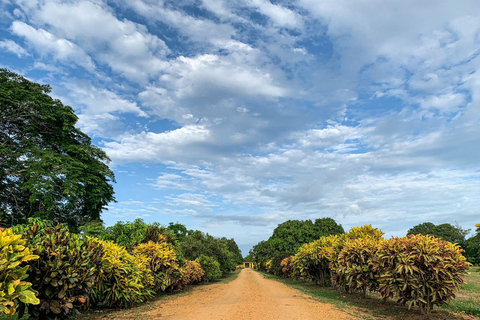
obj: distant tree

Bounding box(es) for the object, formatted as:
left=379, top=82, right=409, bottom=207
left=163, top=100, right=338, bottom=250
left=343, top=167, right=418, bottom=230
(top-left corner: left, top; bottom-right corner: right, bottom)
left=167, top=222, right=193, bottom=242
left=407, top=222, right=436, bottom=236
left=407, top=222, right=469, bottom=247
left=465, top=223, right=480, bottom=265
left=178, top=231, right=243, bottom=274
left=251, top=217, right=344, bottom=270
left=0, top=69, right=115, bottom=231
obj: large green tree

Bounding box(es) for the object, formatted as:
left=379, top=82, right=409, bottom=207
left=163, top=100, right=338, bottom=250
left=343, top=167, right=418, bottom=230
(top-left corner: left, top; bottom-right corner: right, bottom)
left=407, top=222, right=469, bottom=247
left=250, top=217, right=344, bottom=273
left=0, top=69, right=115, bottom=231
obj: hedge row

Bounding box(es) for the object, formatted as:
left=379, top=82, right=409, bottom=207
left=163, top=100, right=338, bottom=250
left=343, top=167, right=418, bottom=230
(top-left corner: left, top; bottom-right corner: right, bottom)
left=272, top=225, right=470, bottom=315
left=0, top=222, right=218, bottom=319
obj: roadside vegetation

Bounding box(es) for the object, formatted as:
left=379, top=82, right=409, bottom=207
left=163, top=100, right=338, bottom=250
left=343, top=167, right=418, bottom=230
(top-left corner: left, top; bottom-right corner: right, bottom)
left=252, top=220, right=480, bottom=317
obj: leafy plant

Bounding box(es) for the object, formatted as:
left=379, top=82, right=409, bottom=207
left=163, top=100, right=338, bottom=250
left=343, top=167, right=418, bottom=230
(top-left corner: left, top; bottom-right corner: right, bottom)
left=330, top=225, right=384, bottom=291
left=0, top=229, right=39, bottom=317
left=196, top=255, right=221, bottom=282
left=376, top=234, right=470, bottom=314
left=19, top=224, right=103, bottom=319
left=280, top=256, right=293, bottom=278
left=132, top=241, right=182, bottom=292
left=92, top=239, right=154, bottom=308
left=291, top=235, right=338, bottom=286
left=333, top=237, right=382, bottom=297
left=181, top=260, right=205, bottom=285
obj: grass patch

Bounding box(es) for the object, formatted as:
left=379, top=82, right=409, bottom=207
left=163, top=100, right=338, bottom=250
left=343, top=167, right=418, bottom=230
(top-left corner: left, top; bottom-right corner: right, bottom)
left=258, top=270, right=480, bottom=320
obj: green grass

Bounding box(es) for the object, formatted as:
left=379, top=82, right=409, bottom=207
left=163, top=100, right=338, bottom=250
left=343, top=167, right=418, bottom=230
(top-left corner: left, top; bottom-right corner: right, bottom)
left=444, top=270, right=480, bottom=316
left=258, top=269, right=480, bottom=320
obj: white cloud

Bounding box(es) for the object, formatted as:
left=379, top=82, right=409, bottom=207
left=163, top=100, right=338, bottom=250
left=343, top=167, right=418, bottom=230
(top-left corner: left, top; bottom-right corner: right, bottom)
left=0, top=39, right=29, bottom=57
left=10, top=21, right=95, bottom=70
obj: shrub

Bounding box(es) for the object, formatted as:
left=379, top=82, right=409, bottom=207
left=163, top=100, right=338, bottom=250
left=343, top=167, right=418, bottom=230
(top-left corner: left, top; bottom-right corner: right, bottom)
left=132, top=241, right=182, bottom=292
left=19, top=224, right=103, bottom=319
left=376, top=234, right=470, bottom=314
left=330, top=225, right=384, bottom=291
left=0, top=229, right=39, bottom=317
left=280, top=256, right=293, bottom=278
left=292, top=235, right=338, bottom=286
left=333, top=237, right=381, bottom=297
left=265, top=260, right=273, bottom=274
left=92, top=240, right=154, bottom=308
left=181, top=260, right=205, bottom=285
left=196, top=255, right=221, bottom=282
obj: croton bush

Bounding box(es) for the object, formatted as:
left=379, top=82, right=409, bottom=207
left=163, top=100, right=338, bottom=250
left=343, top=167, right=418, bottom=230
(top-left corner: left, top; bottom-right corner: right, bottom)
left=0, top=229, right=39, bottom=317
left=280, top=256, right=293, bottom=278
left=291, top=235, right=338, bottom=286
left=132, top=241, right=182, bottom=292
left=333, top=237, right=382, bottom=297
left=19, top=224, right=103, bottom=319
left=92, top=239, right=154, bottom=308
left=181, top=260, right=205, bottom=285
left=376, top=234, right=470, bottom=314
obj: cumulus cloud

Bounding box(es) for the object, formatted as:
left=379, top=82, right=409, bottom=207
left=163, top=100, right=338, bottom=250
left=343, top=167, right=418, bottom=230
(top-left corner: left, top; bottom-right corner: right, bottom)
left=10, top=21, right=95, bottom=70
left=0, top=39, right=29, bottom=57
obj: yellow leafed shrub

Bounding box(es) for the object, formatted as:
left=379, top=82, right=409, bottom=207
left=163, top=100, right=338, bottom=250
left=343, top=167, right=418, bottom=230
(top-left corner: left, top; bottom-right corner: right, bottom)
left=181, top=260, right=205, bottom=285
left=280, top=256, right=293, bottom=278
left=376, top=234, right=470, bottom=314
left=0, top=229, right=39, bottom=316
left=333, top=237, right=382, bottom=297
left=132, top=241, right=182, bottom=292
left=92, top=239, right=154, bottom=308
left=291, top=235, right=339, bottom=286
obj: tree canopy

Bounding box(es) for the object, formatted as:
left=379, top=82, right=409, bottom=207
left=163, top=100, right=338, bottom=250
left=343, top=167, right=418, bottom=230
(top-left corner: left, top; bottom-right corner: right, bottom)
left=0, top=69, right=115, bottom=230
left=250, top=217, right=344, bottom=273
left=407, top=222, right=470, bottom=247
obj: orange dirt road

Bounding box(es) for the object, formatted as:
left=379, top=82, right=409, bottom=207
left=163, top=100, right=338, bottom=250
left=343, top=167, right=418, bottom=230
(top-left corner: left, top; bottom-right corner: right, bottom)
left=144, top=268, right=356, bottom=319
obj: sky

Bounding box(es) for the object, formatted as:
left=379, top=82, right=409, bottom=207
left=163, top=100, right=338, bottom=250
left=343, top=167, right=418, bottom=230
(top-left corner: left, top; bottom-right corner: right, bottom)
left=1, top=0, right=480, bottom=255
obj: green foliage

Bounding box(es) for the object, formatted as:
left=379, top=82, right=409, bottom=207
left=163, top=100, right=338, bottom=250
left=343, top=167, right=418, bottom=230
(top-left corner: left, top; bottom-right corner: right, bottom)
left=376, top=234, right=470, bottom=314
left=333, top=237, right=381, bottom=297
left=19, top=224, right=103, bottom=319
left=407, top=222, right=470, bottom=248
left=132, top=241, right=182, bottom=292
left=0, top=69, right=115, bottom=231
left=195, top=255, right=221, bottom=282
left=92, top=240, right=154, bottom=308
left=280, top=257, right=293, bottom=278
left=179, top=231, right=242, bottom=275
left=250, top=217, right=344, bottom=270
left=181, top=260, right=205, bottom=285
left=329, top=224, right=384, bottom=291
left=0, top=229, right=39, bottom=317
left=291, top=235, right=339, bottom=286
left=91, top=219, right=175, bottom=250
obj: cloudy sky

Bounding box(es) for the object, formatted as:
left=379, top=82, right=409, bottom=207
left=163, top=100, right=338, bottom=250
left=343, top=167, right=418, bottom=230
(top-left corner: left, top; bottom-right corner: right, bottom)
left=1, top=0, right=480, bottom=255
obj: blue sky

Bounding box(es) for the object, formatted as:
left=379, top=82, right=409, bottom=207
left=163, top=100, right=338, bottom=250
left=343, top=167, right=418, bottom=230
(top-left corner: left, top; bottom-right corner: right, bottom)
left=1, top=0, right=480, bottom=255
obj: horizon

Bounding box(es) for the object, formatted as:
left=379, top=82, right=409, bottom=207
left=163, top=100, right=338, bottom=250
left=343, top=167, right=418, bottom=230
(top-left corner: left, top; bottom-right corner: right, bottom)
left=1, top=0, right=479, bottom=256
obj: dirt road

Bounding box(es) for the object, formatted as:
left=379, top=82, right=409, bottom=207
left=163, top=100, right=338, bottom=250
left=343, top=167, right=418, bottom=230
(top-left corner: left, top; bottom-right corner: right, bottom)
left=142, top=268, right=355, bottom=319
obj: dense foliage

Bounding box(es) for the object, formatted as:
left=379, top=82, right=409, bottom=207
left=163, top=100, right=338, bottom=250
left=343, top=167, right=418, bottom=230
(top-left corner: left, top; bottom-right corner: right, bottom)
left=250, top=218, right=344, bottom=270
left=0, top=69, right=115, bottom=231
left=407, top=222, right=470, bottom=247
left=333, top=237, right=381, bottom=297
left=257, top=222, right=472, bottom=314
left=19, top=224, right=103, bottom=319
left=92, top=240, right=154, bottom=308
left=0, top=229, right=39, bottom=317
left=179, top=231, right=242, bottom=275
left=195, top=255, right=222, bottom=282
left=132, top=241, right=182, bottom=292
left=181, top=260, right=205, bottom=285
left=291, top=235, right=339, bottom=286
left=376, top=234, right=470, bottom=314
